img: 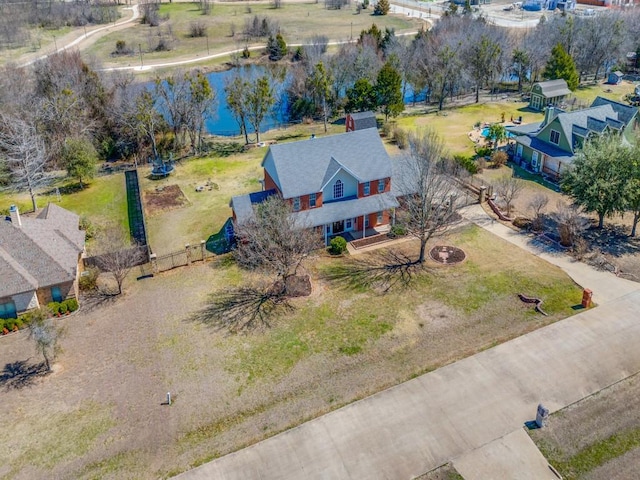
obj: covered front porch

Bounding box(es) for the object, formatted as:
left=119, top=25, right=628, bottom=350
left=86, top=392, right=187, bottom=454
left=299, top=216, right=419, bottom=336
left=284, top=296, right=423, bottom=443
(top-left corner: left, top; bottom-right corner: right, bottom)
left=322, top=211, right=393, bottom=246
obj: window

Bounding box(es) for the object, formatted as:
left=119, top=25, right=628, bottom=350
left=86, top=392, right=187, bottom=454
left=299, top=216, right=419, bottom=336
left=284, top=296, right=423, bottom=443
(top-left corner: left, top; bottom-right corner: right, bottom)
left=378, top=179, right=385, bottom=193
left=363, top=181, right=370, bottom=196
left=365, top=216, right=370, bottom=228
left=293, top=197, right=301, bottom=211
left=377, top=211, right=383, bottom=224
left=346, top=219, right=352, bottom=229
left=309, top=193, right=316, bottom=208
left=550, top=130, right=560, bottom=145
left=333, top=180, right=344, bottom=199
left=51, top=286, right=63, bottom=303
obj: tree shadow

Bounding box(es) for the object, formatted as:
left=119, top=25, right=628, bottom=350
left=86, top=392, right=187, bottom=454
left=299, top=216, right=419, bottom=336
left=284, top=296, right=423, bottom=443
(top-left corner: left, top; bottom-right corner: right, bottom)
left=189, top=285, right=293, bottom=333
left=321, top=250, right=424, bottom=293
left=581, top=224, right=640, bottom=258
left=0, top=359, right=48, bottom=390
left=79, top=289, right=120, bottom=313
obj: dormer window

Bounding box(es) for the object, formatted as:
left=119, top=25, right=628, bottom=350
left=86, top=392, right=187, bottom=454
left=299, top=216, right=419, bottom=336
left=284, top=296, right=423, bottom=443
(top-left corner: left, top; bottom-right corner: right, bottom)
left=550, top=130, right=560, bottom=145
left=309, top=193, right=316, bottom=208
left=293, top=197, right=301, bottom=211
left=333, top=180, right=343, bottom=199
left=363, top=181, right=370, bottom=196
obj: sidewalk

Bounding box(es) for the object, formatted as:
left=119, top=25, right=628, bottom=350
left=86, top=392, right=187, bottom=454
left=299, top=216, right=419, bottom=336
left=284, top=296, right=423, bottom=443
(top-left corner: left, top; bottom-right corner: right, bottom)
left=175, top=206, right=640, bottom=480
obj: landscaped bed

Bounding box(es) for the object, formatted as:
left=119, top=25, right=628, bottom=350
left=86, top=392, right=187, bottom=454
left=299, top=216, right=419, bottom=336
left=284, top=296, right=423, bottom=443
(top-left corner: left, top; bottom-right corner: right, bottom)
left=0, top=224, right=583, bottom=479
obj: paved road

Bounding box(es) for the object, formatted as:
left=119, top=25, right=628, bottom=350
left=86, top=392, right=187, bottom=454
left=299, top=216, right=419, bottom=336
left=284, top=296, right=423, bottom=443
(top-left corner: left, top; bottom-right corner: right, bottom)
left=175, top=207, right=640, bottom=479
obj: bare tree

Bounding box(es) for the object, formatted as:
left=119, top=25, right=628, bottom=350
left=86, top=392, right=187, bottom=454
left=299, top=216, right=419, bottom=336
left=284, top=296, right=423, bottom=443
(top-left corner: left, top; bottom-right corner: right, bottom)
left=92, top=225, right=146, bottom=295
left=234, top=195, right=322, bottom=295
left=0, top=113, right=48, bottom=211
left=528, top=193, right=549, bottom=231
left=495, top=175, right=525, bottom=217
left=395, top=130, right=464, bottom=264
left=28, top=308, right=62, bottom=372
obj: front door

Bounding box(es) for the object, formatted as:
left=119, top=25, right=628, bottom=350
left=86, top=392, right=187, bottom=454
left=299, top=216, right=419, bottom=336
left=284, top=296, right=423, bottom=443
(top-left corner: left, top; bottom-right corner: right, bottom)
left=332, top=220, right=344, bottom=234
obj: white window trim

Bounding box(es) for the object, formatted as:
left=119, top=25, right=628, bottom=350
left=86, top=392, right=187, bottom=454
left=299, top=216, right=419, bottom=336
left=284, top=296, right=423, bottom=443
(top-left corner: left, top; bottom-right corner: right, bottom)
left=363, top=181, right=370, bottom=196
left=309, top=193, right=316, bottom=208
left=333, top=180, right=344, bottom=199
left=293, top=197, right=301, bottom=211
left=550, top=129, right=560, bottom=145
left=378, top=179, right=385, bottom=193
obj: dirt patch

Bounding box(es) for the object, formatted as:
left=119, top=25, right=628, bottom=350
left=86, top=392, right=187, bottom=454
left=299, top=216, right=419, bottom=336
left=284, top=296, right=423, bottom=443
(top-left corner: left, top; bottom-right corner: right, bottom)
left=530, top=373, right=640, bottom=480
left=143, top=184, right=190, bottom=216
left=416, top=462, right=463, bottom=480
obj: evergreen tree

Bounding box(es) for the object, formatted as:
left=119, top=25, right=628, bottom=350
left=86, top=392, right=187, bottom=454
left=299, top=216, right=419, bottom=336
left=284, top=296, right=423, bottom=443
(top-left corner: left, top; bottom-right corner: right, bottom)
left=374, top=0, right=390, bottom=15
left=375, top=62, right=404, bottom=121
left=346, top=78, right=377, bottom=113
left=267, top=33, right=288, bottom=61
left=543, top=43, right=579, bottom=91
left=61, top=137, right=97, bottom=189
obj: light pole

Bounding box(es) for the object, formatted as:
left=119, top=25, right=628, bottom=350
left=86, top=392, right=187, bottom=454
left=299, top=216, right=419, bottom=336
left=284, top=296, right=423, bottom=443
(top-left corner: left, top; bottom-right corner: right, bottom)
left=139, top=44, right=143, bottom=68
left=206, top=34, right=210, bottom=55
left=350, top=22, right=353, bottom=40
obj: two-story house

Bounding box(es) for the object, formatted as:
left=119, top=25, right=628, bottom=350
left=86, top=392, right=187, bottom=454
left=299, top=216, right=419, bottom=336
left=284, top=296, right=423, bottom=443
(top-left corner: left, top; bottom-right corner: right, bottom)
left=508, top=96, right=638, bottom=180
left=230, top=128, right=399, bottom=245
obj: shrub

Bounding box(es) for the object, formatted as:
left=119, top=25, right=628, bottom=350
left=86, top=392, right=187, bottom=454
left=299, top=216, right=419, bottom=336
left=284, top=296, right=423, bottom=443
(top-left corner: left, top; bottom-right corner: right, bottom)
left=79, top=215, right=96, bottom=240
left=79, top=268, right=99, bottom=291
left=475, top=145, right=492, bottom=158
left=64, top=298, right=79, bottom=312
left=388, top=224, right=407, bottom=238
left=4, top=319, right=15, bottom=331
left=242, top=46, right=251, bottom=58
left=47, top=302, right=61, bottom=315
left=454, top=154, right=478, bottom=174
left=512, top=217, right=531, bottom=229
left=381, top=121, right=394, bottom=138
left=114, top=39, right=132, bottom=56
left=58, top=302, right=69, bottom=315
left=491, top=150, right=508, bottom=168
left=189, top=21, right=207, bottom=38
left=393, top=127, right=409, bottom=149
left=328, top=236, right=348, bottom=255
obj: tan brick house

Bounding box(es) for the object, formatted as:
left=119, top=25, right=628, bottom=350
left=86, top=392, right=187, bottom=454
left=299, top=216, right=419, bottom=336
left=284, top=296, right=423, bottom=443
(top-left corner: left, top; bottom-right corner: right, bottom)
left=0, top=203, right=85, bottom=318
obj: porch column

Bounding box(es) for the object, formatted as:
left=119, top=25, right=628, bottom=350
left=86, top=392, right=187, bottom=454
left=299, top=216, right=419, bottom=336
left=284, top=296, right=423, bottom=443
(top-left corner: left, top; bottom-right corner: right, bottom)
left=324, top=225, right=328, bottom=245
left=362, top=215, right=366, bottom=239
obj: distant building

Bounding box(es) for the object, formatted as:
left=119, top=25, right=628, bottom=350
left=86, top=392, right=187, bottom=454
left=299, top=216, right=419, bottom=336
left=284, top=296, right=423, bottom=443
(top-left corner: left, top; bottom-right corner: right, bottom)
left=529, top=79, right=571, bottom=111
left=607, top=71, right=624, bottom=85
left=345, top=111, right=377, bottom=132
left=509, top=96, right=638, bottom=180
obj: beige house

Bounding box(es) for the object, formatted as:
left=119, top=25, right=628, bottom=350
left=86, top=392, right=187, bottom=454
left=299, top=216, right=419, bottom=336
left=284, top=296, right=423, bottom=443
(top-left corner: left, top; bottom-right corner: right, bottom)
left=0, top=204, right=85, bottom=319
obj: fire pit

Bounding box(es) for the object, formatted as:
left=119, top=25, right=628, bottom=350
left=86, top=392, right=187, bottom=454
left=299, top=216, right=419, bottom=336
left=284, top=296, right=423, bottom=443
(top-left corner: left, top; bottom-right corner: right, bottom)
left=429, top=245, right=466, bottom=265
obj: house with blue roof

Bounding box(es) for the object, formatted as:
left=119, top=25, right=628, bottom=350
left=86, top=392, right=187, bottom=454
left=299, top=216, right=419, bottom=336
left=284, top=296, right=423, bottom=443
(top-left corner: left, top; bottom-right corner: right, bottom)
left=230, top=128, right=399, bottom=245
left=508, top=96, right=638, bottom=180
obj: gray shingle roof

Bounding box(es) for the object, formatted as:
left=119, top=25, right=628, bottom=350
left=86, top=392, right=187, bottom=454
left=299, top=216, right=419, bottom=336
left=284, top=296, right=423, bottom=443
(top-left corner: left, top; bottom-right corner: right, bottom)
left=553, top=104, right=625, bottom=153
left=514, top=135, right=574, bottom=163
left=590, top=96, right=638, bottom=126
left=349, top=111, right=378, bottom=130
left=293, top=192, right=399, bottom=228
left=263, top=129, right=393, bottom=199
left=0, top=204, right=84, bottom=298
left=534, top=79, right=571, bottom=98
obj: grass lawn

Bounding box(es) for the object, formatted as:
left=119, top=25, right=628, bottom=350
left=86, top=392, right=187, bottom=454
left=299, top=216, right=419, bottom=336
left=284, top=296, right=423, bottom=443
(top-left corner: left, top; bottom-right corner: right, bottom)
left=85, top=2, right=424, bottom=68
left=530, top=373, right=640, bottom=480
left=0, top=173, right=128, bottom=237
left=569, top=80, right=636, bottom=106
left=397, top=101, right=544, bottom=157
left=0, top=223, right=584, bottom=479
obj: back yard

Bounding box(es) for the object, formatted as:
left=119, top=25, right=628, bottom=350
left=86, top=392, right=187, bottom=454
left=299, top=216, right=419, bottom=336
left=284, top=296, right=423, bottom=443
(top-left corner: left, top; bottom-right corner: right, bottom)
left=0, top=224, right=583, bottom=479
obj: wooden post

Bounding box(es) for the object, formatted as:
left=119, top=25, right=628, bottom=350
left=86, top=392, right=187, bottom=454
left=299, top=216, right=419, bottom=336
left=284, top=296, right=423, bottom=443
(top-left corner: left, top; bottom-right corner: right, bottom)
left=200, top=240, right=206, bottom=261
left=150, top=253, right=158, bottom=274
left=185, top=244, right=191, bottom=264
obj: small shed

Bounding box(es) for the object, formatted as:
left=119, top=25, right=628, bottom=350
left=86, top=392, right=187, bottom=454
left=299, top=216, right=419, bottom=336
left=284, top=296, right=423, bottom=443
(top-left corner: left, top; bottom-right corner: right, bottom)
left=607, top=71, right=624, bottom=85
left=345, top=111, right=377, bottom=132
left=529, top=79, right=571, bottom=111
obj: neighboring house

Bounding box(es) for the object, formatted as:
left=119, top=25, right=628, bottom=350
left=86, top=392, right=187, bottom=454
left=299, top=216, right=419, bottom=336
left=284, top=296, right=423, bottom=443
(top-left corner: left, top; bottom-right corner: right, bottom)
left=0, top=204, right=85, bottom=319
left=509, top=96, right=638, bottom=180
left=230, top=128, right=399, bottom=245
left=345, top=111, right=377, bottom=132
left=607, top=71, right=624, bottom=85
left=529, top=79, right=571, bottom=111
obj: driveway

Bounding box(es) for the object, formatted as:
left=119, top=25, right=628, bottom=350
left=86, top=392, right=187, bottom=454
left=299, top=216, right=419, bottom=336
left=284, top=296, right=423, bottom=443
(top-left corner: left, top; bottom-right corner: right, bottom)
left=175, top=206, right=640, bottom=479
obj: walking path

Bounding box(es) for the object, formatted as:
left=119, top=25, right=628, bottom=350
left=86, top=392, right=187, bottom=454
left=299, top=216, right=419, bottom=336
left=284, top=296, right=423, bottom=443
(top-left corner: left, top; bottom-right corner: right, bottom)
left=175, top=205, right=640, bottom=479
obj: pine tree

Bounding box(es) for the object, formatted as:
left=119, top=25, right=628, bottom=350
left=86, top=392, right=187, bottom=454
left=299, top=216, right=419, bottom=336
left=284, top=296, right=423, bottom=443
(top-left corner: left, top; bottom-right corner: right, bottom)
left=543, top=43, right=579, bottom=91
left=374, top=0, right=390, bottom=15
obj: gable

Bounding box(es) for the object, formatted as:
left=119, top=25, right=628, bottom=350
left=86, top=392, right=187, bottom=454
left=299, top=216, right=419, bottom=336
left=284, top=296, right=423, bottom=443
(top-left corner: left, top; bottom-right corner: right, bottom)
left=263, top=129, right=392, bottom=199
left=322, top=168, right=358, bottom=202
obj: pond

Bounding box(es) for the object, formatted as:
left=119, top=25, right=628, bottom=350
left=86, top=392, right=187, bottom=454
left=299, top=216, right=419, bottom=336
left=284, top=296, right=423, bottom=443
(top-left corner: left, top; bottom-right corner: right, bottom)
left=199, top=65, right=428, bottom=137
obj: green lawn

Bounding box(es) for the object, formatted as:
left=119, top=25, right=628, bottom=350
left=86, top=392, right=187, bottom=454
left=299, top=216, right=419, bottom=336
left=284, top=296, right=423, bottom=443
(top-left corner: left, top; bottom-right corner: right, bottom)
left=85, top=2, right=424, bottom=68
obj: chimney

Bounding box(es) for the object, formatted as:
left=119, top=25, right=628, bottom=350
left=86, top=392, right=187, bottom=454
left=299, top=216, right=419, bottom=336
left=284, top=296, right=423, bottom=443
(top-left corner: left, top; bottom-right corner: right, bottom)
left=9, top=205, right=21, bottom=227
left=542, top=105, right=558, bottom=127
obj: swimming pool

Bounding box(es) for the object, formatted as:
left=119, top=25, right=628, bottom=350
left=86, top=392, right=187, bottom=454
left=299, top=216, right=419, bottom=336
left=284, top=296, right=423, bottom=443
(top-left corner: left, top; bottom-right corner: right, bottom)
left=481, top=127, right=515, bottom=139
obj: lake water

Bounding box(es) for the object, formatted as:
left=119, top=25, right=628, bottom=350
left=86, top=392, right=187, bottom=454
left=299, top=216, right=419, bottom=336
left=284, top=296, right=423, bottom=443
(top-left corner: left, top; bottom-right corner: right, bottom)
left=196, top=65, right=427, bottom=136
